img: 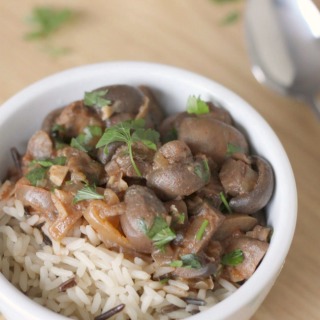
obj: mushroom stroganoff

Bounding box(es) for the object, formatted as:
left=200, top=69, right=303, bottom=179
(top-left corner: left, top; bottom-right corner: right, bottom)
left=0, top=85, right=274, bottom=320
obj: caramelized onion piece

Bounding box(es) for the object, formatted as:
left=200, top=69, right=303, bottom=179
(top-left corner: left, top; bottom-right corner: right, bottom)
left=84, top=201, right=133, bottom=250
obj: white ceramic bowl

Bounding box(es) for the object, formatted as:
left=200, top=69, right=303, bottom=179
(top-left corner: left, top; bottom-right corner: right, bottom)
left=0, top=61, right=297, bottom=320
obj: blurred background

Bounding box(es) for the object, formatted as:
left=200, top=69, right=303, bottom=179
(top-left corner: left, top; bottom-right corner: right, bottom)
left=0, top=1, right=319, bottom=319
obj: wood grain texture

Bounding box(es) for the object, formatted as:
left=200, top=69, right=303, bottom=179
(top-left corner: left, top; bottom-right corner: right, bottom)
left=0, top=1, right=320, bottom=320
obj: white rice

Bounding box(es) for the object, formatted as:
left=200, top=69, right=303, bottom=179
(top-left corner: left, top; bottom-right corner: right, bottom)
left=0, top=195, right=235, bottom=320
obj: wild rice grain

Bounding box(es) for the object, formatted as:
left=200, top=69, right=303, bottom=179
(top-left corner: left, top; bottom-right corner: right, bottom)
left=59, top=277, right=78, bottom=292
left=95, top=303, right=125, bottom=320
left=183, top=297, right=206, bottom=306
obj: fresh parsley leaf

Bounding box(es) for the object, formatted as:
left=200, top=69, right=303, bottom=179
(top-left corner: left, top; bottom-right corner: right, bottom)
left=96, top=119, right=160, bottom=176
left=170, top=260, right=184, bottom=268
left=226, top=143, right=243, bottom=156
left=186, top=96, right=210, bottom=115
left=177, top=213, right=185, bottom=224
left=84, top=90, right=111, bottom=108
left=194, top=159, right=211, bottom=183
left=152, top=227, right=176, bottom=249
left=143, top=216, right=176, bottom=250
left=219, top=192, right=232, bottom=213
left=180, top=254, right=202, bottom=269
left=25, top=167, right=48, bottom=186
left=220, top=11, right=240, bottom=25
left=169, top=254, right=202, bottom=269
left=32, top=156, right=67, bottom=167
left=73, top=185, right=104, bottom=204
left=132, top=128, right=159, bottom=151
left=221, top=249, right=244, bottom=266
left=25, top=7, right=73, bottom=40
left=71, top=126, right=103, bottom=152
left=196, top=219, right=209, bottom=241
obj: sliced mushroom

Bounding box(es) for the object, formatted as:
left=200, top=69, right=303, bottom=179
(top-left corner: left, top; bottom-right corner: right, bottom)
left=105, top=142, right=155, bottom=179
left=147, top=160, right=208, bottom=200
left=219, top=157, right=258, bottom=197
left=138, top=85, right=165, bottom=129
left=228, top=156, right=274, bottom=214
left=55, top=101, right=103, bottom=138
left=120, top=185, right=167, bottom=253
left=222, top=236, right=269, bottom=282
left=25, top=130, right=53, bottom=160
left=172, top=262, right=217, bottom=279
left=213, top=214, right=258, bottom=240
left=179, top=203, right=225, bottom=256
left=177, top=117, right=249, bottom=165
left=59, top=147, right=106, bottom=185
left=41, top=107, right=63, bottom=133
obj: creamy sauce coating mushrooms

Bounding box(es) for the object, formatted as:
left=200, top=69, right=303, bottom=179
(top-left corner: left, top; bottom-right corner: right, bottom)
left=6, top=85, right=274, bottom=289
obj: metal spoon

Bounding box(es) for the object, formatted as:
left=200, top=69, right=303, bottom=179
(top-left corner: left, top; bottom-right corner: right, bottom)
left=245, top=0, right=320, bottom=117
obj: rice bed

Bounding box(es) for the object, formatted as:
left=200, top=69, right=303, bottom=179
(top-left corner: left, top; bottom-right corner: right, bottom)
left=0, top=196, right=236, bottom=320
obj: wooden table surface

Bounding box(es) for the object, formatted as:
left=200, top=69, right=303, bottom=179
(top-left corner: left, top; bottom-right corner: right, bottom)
left=0, top=1, right=319, bottom=319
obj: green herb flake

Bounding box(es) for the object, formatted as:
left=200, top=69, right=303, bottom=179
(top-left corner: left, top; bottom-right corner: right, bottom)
left=169, top=254, right=202, bottom=269
left=186, top=96, right=210, bottom=115
left=25, top=7, right=74, bottom=40
left=84, top=90, right=111, bottom=108
left=144, top=216, right=176, bottom=250
left=96, top=119, right=160, bottom=176
left=194, top=159, right=211, bottom=183
left=159, top=278, right=169, bottom=284
left=220, top=11, right=240, bottom=26
left=219, top=192, right=232, bottom=213
left=196, top=219, right=209, bottom=241
left=226, top=143, right=243, bottom=156
left=32, top=156, right=67, bottom=168
left=70, top=126, right=103, bottom=152
left=25, top=167, right=48, bottom=186
left=73, top=185, right=104, bottom=204
left=180, top=254, right=202, bottom=269
left=221, top=249, right=244, bottom=266
left=177, top=213, right=185, bottom=224
left=170, top=260, right=184, bottom=268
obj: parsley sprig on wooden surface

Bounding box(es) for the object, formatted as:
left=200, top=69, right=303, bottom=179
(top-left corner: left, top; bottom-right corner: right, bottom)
left=25, top=7, right=73, bottom=40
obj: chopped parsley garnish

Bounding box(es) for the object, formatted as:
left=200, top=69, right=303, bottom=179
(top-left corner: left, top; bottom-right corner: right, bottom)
left=25, top=7, right=73, bottom=40
left=219, top=192, right=232, bottom=213
left=170, top=254, right=202, bottom=269
left=73, top=185, right=104, bottom=204
left=26, top=156, right=67, bottom=186
left=186, top=96, right=210, bottom=115
left=226, top=143, right=243, bottom=156
left=196, top=219, right=209, bottom=241
left=194, top=159, right=210, bottom=183
left=71, top=125, right=103, bottom=152
left=177, top=213, right=185, bottom=224
left=31, top=156, right=67, bottom=167
left=96, top=119, right=160, bottom=176
left=25, top=167, right=48, bottom=186
left=221, top=249, right=244, bottom=266
left=143, top=216, right=176, bottom=250
left=84, top=90, right=111, bottom=108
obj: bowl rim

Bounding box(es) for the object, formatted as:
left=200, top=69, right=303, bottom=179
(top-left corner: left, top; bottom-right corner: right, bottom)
left=0, top=61, right=297, bottom=320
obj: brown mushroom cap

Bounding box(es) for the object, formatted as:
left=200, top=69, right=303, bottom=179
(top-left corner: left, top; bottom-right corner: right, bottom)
left=229, top=156, right=274, bottom=214
left=120, top=185, right=167, bottom=253
left=177, top=117, right=249, bottom=165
